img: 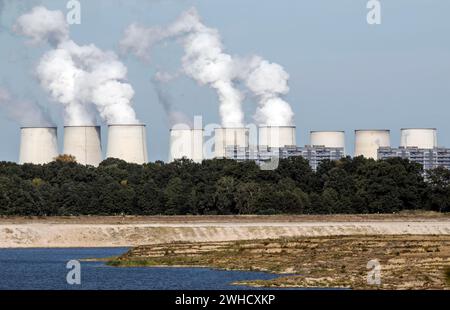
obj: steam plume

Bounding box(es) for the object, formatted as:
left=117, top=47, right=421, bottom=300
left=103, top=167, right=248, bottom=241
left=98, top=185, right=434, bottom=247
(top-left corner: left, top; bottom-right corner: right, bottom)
left=1, top=0, right=32, bottom=31
left=121, top=8, right=244, bottom=127
left=15, top=6, right=139, bottom=126
left=120, top=7, right=294, bottom=127
left=13, top=6, right=69, bottom=45
left=240, top=56, right=294, bottom=126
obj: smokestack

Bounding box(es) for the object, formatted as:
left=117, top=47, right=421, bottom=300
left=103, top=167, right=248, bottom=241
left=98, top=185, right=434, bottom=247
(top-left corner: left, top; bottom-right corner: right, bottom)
left=19, top=127, right=58, bottom=165
left=214, top=127, right=249, bottom=158
left=63, top=126, right=103, bottom=166
left=258, top=126, right=296, bottom=148
left=106, top=124, right=148, bottom=164
left=170, top=128, right=204, bottom=163
left=400, top=128, right=437, bottom=149
left=310, top=131, right=346, bottom=153
left=354, top=129, right=391, bottom=159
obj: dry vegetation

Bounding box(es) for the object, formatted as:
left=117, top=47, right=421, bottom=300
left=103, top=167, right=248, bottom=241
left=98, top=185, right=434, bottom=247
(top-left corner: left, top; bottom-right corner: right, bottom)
left=0, top=211, right=448, bottom=224
left=108, top=235, right=450, bottom=289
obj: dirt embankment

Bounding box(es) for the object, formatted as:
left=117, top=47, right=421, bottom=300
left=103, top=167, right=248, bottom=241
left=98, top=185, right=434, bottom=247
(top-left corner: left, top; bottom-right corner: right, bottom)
left=0, top=212, right=448, bottom=224
left=0, top=214, right=449, bottom=248
left=110, top=235, right=450, bottom=290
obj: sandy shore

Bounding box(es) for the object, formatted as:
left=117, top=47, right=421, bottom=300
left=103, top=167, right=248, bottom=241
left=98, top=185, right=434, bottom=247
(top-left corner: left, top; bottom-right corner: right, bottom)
left=112, top=235, right=450, bottom=289
left=1, top=215, right=449, bottom=248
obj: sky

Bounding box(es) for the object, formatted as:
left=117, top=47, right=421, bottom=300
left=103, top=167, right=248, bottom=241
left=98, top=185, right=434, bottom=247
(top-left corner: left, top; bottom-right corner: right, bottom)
left=0, top=0, right=449, bottom=162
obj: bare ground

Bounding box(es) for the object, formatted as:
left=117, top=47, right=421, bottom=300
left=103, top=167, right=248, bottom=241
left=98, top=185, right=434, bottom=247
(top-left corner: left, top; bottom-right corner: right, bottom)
left=0, top=211, right=448, bottom=224
left=109, top=235, right=450, bottom=290
left=1, top=213, right=449, bottom=248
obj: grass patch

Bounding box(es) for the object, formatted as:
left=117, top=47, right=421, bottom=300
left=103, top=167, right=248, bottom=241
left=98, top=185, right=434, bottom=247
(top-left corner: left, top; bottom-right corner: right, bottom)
left=106, top=260, right=160, bottom=267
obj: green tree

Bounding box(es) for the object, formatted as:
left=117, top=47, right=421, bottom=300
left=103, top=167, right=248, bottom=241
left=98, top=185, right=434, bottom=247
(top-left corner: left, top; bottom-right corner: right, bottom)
left=214, top=176, right=238, bottom=215
left=235, top=182, right=261, bottom=214
left=426, top=167, right=450, bottom=212
left=136, top=179, right=164, bottom=215
left=164, top=177, right=190, bottom=215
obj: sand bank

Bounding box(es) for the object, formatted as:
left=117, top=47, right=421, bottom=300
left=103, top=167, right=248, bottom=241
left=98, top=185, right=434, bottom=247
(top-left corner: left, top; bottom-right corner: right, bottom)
left=1, top=218, right=449, bottom=248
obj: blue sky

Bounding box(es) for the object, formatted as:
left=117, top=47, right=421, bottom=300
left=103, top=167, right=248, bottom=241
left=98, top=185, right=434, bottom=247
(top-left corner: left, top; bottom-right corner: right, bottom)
left=0, top=0, right=449, bottom=162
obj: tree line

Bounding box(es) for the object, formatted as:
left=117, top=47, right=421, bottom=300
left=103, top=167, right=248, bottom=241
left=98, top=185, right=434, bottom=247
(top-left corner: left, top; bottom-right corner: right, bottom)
left=0, top=155, right=449, bottom=216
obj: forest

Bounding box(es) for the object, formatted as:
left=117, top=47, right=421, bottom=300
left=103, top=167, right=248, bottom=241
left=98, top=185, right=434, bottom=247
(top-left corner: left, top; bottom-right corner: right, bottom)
left=0, top=155, right=449, bottom=216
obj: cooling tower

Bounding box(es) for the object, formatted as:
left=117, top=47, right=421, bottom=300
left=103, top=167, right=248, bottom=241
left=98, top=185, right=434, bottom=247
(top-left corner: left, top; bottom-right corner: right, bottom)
left=258, top=126, right=296, bottom=148
left=214, top=127, right=250, bottom=158
left=63, top=126, right=102, bottom=166
left=19, top=127, right=58, bottom=165
left=310, top=131, right=346, bottom=153
left=400, top=128, right=437, bottom=149
left=354, top=130, right=391, bottom=159
left=106, top=124, right=148, bottom=164
left=170, top=128, right=204, bottom=163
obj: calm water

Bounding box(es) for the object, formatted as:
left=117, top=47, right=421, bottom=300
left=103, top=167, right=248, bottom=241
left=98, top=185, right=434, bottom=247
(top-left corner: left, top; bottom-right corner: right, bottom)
left=0, top=248, right=282, bottom=290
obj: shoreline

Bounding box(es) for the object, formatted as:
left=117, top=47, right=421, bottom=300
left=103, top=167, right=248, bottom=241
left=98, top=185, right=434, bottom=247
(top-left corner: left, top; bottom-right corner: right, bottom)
left=110, top=235, right=450, bottom=289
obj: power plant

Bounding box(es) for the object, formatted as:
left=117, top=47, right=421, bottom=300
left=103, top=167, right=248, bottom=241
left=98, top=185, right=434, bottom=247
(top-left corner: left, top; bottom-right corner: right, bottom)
left=63, top=126, right=102, bottom=167
left=226, top=126, right=343, bottom=172
left=169, top=128, right=204, bottom=163
left=214, top=127, right=249, bottom=158
left=19, top=127, right=58, bottom=165
left=13, top=123, right=450, bottom=171
left=310, top=131, right=346, bottom=154
left=400, top=128, right=438, bottom=149
left=379, top=128, right=446, bottom=170
left=354, top=130, right=391, bottom=159
left=258, top=126, right=296, bottom=148
left=106, top=124, right=148, bottom=164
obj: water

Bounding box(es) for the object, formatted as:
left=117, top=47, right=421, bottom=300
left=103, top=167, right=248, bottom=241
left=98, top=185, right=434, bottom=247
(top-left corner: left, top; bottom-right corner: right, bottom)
left=0, top=248, right=282, bottom=290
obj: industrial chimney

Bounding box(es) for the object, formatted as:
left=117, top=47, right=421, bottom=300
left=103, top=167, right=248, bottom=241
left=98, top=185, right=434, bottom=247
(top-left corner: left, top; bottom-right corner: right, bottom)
left=63, top=126, right=103, bottom=167
left=400, top=128, right=437, bottom=149
left=354, top=129, right=391, bottom=159
left=19, top=127, right=58, bottom=165
left=214, top=127, right=249, bottom=158
left=258, top=126, right=296, bottom=148
left=106, top=124, right=148, bottom=164
left=169, top=128, right=204, bottom=163
left=310, top=131, right=346, bottom=153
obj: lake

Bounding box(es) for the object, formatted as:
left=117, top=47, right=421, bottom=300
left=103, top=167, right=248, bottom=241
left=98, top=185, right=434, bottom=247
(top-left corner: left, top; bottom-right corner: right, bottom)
left=0, top=248, right=282, bottom=290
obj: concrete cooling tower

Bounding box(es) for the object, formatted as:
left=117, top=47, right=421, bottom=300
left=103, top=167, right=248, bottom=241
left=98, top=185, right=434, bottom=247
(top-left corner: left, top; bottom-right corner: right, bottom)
left=354, top=130, right=391, bottom=159
left=19, top=127, right=58, bottom=165
left=259, top=126, right=296, bottom=148
left=106, top=124, right=148, bottom=164
left=170, top=128, right=204, bottom=163
left=310, top=131, right=346, bottom=153
left=214, top=127, right=249, bottom=158
left=400, top=128, right=437, bottom=149
left=63, top=126, right=103, bottom=167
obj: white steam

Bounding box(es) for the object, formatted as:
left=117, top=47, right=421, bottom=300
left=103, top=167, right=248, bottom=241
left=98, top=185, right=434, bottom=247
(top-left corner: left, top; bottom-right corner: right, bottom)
left=120, top=7, right=294, bottom=127
left=241, top=57, right=294, bottom=126
left=121, top=8, right=245, bottom=127
left=13, top=6, right=69, bottom=45
left=0, top=87, right=54, bottom=127
left=15, top=6, right=139, bottom=126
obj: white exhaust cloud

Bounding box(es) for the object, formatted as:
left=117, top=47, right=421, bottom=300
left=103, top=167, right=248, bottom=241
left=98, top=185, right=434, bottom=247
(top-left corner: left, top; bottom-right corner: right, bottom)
left=13, top=6, right=69, bottom=45
left=120, top=7, right=294, bottom=127
left=241, top=57, right=294, bottom=126
left=121, top=8, right=245, bottom=128
left=15, top=6, right=139, bottom=126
